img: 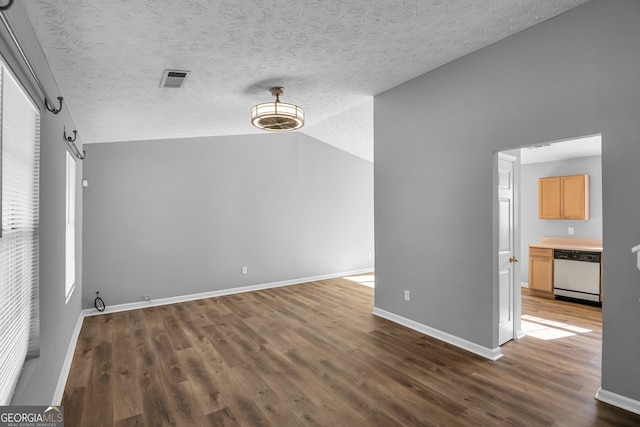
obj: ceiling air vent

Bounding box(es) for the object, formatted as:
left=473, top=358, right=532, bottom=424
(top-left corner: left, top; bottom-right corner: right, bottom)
left=160, top=69, right=190, bottom=88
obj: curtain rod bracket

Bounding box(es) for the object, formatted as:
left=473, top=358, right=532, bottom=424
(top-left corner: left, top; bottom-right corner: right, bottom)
left=46, top=96, right=63, bottom=114
left=63, top=125, right=76, bottom=143
left=63, top=126, right=85, bottom=160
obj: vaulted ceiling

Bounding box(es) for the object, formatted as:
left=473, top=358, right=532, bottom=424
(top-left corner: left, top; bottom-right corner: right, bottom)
left=23, top=0, right=589, bottom=162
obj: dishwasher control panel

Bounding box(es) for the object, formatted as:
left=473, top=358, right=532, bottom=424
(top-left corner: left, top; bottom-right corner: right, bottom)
left=554, top=249, right=600, bottom=263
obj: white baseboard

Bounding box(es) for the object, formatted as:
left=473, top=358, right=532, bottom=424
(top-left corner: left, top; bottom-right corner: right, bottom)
left=372, top=307, right=503, bottom=361
left=82, top=268, right=374, bottom=317
left=52, top=311, right=84, bottom=405
left=595, top=387, right=640, bottom=416
left=521, top=282, right=529, bottom=288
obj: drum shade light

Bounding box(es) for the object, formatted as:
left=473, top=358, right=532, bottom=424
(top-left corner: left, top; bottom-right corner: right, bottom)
left=251, top=87, right=304, bottom=131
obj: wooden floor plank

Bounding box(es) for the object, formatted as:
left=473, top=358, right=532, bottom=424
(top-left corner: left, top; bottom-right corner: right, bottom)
left=63, top=276, right=640, bottom=426
left=84, top=341, right=114, bottom=427
left=114, top=414, right=145, bottom=427
left=112, top=319, right=142, bottom=423
left=61, top=386, right=86, bottom=427
left=176, top=347, right=227, bottom=415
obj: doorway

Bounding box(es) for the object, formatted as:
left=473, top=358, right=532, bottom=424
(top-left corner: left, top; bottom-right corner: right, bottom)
left=497, top=134, right=602, bottom=344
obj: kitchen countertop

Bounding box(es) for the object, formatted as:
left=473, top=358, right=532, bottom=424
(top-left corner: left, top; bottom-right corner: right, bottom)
left=529, top=236, right=603, bottom=252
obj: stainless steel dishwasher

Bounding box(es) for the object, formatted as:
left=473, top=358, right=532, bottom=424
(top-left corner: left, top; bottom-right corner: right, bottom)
left=553, top=249, right=601, bottom=305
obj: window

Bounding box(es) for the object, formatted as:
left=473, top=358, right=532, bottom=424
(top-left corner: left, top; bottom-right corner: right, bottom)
left=65, top=151, right=76, bottom=302
left=0, top=61, right=40, bottom=404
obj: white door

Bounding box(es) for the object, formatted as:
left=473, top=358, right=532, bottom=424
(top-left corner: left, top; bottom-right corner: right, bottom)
left=498, top=153, right=517, bottom=345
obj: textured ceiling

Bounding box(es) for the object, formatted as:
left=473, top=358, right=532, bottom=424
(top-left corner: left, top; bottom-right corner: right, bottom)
left=23, top=0, right=589, bottom=162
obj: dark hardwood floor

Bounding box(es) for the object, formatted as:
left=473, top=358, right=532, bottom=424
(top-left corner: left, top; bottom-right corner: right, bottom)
left=63, top=277, right=640, bottom=426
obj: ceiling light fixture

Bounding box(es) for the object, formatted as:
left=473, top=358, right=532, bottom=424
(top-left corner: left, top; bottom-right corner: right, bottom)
left=251, top=87, right=304, bottom=131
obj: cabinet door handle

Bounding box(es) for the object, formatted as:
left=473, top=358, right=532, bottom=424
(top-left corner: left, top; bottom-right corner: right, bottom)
left=509, top=257, right=519, bottom=263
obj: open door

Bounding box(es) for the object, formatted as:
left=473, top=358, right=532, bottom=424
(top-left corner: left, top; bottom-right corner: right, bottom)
left=498, top=152, right=519, bottom=345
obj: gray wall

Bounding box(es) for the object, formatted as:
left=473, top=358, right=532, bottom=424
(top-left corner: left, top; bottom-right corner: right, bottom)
left=2, top=2, right=84, bottom=404
left=375, top=0, right=640, bottom=402
left=520, top=155, right=602, bottom=284
left=82, top=133, right=374, bottom=308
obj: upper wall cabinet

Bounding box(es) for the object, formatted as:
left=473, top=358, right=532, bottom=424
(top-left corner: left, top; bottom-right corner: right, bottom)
left=538, top=174, right=590, bottom=220
left=538, top=177, right=561, bottom=219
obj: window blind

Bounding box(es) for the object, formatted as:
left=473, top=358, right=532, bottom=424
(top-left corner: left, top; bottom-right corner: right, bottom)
left=0, top=63, right=40, bottom=404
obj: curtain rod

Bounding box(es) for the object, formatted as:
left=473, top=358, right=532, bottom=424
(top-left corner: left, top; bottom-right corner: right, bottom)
left=1, top=8, right=85, bottom=159
left=0, top=9, right=63, bottom=114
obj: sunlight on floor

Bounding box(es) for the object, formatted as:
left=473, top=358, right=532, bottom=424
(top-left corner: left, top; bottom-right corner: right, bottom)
left=343, top=274, right=375, bottom=288
left=521, top=314, right=592, bottom=340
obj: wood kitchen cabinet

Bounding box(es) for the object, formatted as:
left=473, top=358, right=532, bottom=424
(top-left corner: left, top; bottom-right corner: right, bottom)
left=538, top=177, right=561, bottom=219
left=538, top=174, right=589, bottom=220
left=528, top=247, right=554, bottom=295
left=561, top=175, right=589, bottom=219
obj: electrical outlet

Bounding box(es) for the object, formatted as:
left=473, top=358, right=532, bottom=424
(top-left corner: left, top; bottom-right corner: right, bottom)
left=404, top=290, right=410, bottom=301
left=143, top=295, right=150, bottom=301
left=241, top=266, right=248, bottom=275
left=568, top=227, right=575, bottom=235
left=368, top=252, right=373, bottom=259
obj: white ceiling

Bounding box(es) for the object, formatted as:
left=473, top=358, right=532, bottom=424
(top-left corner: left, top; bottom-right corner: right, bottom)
left=23, top=0, right=589, bottom=162
left=520, top=134, right=602, bottom=164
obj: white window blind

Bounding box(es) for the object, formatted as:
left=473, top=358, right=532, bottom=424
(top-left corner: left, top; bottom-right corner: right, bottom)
left=0, top=63, right=40, bottom=404
left=65, top=151, right=75, bottom=302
